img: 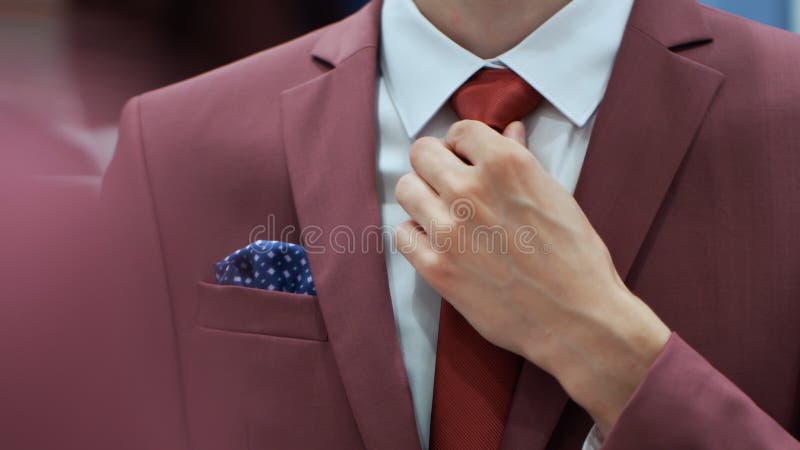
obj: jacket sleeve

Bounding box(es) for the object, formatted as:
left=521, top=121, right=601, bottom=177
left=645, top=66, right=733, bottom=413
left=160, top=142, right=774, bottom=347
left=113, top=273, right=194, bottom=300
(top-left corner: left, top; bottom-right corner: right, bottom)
left=601, top=333, right=799, bottom=449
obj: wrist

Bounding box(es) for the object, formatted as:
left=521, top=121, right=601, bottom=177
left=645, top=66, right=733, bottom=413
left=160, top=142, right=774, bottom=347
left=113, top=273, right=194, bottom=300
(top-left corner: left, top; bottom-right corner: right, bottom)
left=547, top=290, right=671, bottom=435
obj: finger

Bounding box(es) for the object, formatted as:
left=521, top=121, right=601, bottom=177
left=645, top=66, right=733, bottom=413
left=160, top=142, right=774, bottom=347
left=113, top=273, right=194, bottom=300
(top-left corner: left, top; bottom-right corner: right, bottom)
left=409, top=136, right=470, bottom=194
left=498, top=121, right=547, bottom=175
left=444, top=119, right=506, bottom=165
left=394, top=220, right=432, bottom=258
left=394, top=220, right=454, bottom=297
left=395, top=173, right=449, bottom=233
left=503, top=121, right=527, bottom=147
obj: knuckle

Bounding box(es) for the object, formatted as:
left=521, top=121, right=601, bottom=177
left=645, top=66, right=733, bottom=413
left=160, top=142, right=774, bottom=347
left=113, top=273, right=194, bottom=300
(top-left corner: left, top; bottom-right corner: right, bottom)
left=456, top=119, right=479, bottom=133
left=415, top=136, right=440, bottom=147
left=437, top=168, right=460, bottom=189
left=398, top=172, right=416, bottom=186
left=394, top=173, right=415, bottom=202
left=449, top=178, right=481, bottom=199
left=486, top=148, right=523, bottom=171
left=417, top=251, right=444, bottom=276
left=448, top=120, right=480, bottom=141
left=393, top=220, right=413, bottom=240
left=409, top=136, right=438, bottom=163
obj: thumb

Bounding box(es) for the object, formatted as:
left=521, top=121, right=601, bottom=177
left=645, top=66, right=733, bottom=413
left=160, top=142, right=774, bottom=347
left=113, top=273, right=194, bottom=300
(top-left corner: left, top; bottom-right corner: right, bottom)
left=503, top=121, right=527, bottom=147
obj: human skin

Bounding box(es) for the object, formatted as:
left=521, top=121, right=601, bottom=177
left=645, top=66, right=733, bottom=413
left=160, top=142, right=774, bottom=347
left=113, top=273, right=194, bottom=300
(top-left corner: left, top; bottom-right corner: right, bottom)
left=413, top=0, right=572, bottom=58
left=394, top=120, right=672, bottom=436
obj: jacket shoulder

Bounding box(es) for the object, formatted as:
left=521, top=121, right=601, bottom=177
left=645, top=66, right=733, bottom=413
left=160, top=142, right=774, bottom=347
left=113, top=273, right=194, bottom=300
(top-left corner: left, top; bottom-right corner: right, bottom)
left=695, top=6, right=800, bottom=117
left=136, top=24, right=331, bottom=115
left=120, top=21, right=340, bottom=172
left=689, top=6, right=800, bottom=159
left=699, top=5, right=800, bottom=72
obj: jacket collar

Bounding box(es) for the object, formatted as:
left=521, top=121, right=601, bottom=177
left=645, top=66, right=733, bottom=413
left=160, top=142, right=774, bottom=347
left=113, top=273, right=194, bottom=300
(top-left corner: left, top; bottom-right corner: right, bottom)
left=311, top=0, right=383, bottom=67
left=380, top=0, right=636, bottom=137
left=310, top=0, right=714, bottom=68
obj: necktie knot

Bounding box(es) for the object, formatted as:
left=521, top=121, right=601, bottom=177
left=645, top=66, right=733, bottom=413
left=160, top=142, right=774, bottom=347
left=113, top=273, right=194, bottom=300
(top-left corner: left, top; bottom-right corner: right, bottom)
left=450, top=68, right=543, bottom=131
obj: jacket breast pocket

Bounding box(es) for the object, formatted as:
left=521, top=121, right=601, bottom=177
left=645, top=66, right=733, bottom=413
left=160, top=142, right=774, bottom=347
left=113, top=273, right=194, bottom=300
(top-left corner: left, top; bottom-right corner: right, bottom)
left=194, top=281, right=328, bottom=341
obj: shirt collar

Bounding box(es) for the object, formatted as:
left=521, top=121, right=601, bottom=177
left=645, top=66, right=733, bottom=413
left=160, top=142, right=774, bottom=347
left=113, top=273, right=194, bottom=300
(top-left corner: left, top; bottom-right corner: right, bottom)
left=380, top=0, right=635, bottom=138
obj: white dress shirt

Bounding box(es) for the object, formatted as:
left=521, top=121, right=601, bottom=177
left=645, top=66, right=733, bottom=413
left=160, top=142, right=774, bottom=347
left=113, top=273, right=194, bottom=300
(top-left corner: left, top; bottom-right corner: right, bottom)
left=376, top=0, right=634, bottom=448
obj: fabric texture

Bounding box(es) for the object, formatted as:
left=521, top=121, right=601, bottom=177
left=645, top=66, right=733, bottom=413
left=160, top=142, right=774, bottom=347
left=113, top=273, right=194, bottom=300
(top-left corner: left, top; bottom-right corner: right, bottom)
left=429, top=69, right=542, bottom=450
left=215, top=240, right=316, bottom=295
left=95, top=0, right=800, bottom=448
left=377, top=1, right=634, bottom=446
left=430, top=299, right=523, bottom=450
left=449, top=69, right=543, bottom=131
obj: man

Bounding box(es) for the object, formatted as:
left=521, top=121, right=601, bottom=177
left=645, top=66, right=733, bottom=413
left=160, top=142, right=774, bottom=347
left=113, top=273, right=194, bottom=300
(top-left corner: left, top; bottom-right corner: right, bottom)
left=102, top=0, right=800, bottom=449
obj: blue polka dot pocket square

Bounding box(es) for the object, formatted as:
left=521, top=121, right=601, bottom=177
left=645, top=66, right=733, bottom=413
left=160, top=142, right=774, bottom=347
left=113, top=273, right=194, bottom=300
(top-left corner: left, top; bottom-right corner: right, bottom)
left=215, top=240, right=316, bottom=295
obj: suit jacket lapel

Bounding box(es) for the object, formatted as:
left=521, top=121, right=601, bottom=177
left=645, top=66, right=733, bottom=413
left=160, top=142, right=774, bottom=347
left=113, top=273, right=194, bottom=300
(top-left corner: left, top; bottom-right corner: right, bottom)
left=502, top=0, right=724, bottom=448
left=281, top=2, right=420, bottom=449
left=575, top=0, right=724, bottom=281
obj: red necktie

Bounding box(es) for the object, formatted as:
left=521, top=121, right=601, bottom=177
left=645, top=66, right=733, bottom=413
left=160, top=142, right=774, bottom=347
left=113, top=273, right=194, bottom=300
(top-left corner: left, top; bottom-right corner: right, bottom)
left=429, top=69, right=542, bottom=450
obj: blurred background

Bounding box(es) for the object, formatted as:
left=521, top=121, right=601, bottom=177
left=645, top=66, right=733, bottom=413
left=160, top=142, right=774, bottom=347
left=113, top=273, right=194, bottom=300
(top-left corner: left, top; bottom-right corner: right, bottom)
left=0, top=0, right=366, bottom=180
left=1, top=0, right=798, bottom=181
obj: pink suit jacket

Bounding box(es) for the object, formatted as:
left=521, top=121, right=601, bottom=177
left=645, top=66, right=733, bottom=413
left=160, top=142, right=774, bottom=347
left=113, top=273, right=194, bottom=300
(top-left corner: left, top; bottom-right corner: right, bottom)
left=101, top=0, right=800, bottom=448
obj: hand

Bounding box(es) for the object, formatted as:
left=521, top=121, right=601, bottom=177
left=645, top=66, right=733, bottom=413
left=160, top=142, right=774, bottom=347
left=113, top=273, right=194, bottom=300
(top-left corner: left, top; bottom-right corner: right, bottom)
left=393, top=119, right=671, bottom=435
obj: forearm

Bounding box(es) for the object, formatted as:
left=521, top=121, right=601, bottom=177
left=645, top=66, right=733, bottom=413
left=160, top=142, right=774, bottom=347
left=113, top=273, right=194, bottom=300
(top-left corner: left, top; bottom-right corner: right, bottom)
left=525, top=287, right=670, bottom=435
